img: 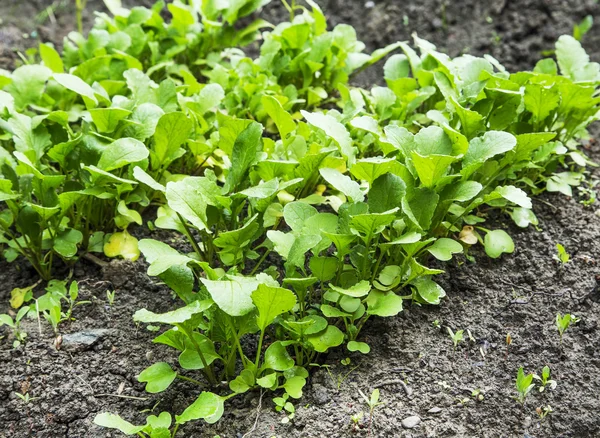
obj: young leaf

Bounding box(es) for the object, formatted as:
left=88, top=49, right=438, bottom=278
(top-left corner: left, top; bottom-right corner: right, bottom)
left=301, top=110, right=356, bottom=165
left=366, top=290, right=403, bottom=317
left=152, top=112, right=193, bottom=168
left=138, top=362, right=177, bottom=393
left=93, top=413, right=144, bottom=435
left=306, top=325, right=345, bottom=352
left=264, top=341, right=295, bottom=371
left=97, top=138, right=148, bottom=172
left=252, top=284, right=297, bottom=331
left=200, top=277, right=261, bottom=317
left=319, top=168, right=365, bottom=202
left=175, top=392, right=225, bottom=425
left=262, top=95, right=295, bottom=139
left=427, top=238, right=463, bottom=261
left=484, top=230, right=514, bottom=258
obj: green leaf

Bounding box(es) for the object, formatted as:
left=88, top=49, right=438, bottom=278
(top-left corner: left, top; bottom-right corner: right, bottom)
left=252, top=284, right=297, bottom=332
left=411, top=277, right=446, bottom=305
left=153, top=112, right=193, bottom=168
left=283, top=202, right=317, bottom=231
left=262, top=95, right=295, bottom=139
left=556, top=35, right=599, bottom=81
left=403, top=187, right=439, bottom=231
left=368, top=173, right=406, bottom=213
left=411, top=152, right=457, bottom=188
left=302, top=110, right=356, bottom=165
left=125, top=103, right=165, bottom=140
left=366, top=290, right=403, bottom=317
left=440, top=181, right=482, bottom=202
left=347, top=341, right=370, bottom=354
left=139, top=239, right=193, bottom=276
left=524, top=84, right=559, bottom=122
left=5, top=65, right=52, bottom=109
left=166, top=177, right=218, bottom=232
left=53, top=73, right=98, bottom=106
left=349, top=157, right=396, bottom=185
left=495, top=186, right=532, bottom=209
left=283, top=376, right=306, bottom=399
left=414, top=126, right=453, bottom=156
left=484, top=230, right=514, bottom=258
left=264, top=341, right=295, bottom=371
left=138, top=362, right=177, bottom=393
left=319, top=168, right=364, bottom=202
left=427, top=238, right=463, bottom=261
left=176, top=392, right=224, bottom=425
left=90, top=108, right=132, bottom=133
left=134, top=300, right=213, bottom=325
left=94, top=413, right=144, bottom=435
left=53, top=228, right=83, bottom=258
left=179, top=333, right=220, bottom=370
left=306, top=325, right=345, bottom=353
left=309, top=256, right=338, bottom=282
left=330, top=280, right=371, bottom=298
left=133, top=166, right=166, bottom=193
left=97, top=138, right=148, bottom=172
left=510, top=207, right=538, bottom=228
left=39, top=43, right=64, bottom=73
left=200, top=276, right=261, bottom=317
left=256, top=372, right=278, bottom=389
left=350, top=210, right=398, bottom=243
left=225, top=122, right=263, bottom=193
left=229, top=369, right=256, bottom=394
left=462, top=131, right=517, bottom=177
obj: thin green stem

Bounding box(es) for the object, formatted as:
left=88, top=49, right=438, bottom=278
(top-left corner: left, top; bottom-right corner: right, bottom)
left=250, top=249, right=271, bottom=276
left=255, top=330, right=265, bottom=369
left=176, top=374, right=204, bottom=386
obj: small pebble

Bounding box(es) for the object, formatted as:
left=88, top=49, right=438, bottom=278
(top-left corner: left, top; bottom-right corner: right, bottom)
left=428, top=407, right=442, bottom=414
left=401, top=415, right=421, bottom=429
left=365, top=1, right=375, bottom=8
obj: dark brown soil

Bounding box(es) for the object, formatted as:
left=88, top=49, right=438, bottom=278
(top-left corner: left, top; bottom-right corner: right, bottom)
left=1, top=1, right=600, bottom=437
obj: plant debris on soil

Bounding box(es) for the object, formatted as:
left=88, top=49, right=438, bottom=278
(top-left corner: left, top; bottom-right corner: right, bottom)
left=1, top=0, right=600, bottom=437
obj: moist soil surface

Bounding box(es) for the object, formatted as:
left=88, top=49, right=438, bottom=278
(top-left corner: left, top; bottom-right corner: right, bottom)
left=1, top=1, right=600, bottom=437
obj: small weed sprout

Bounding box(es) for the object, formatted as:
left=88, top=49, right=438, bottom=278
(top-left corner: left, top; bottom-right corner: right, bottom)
left=106, top=290, right=116, bottom=306
left=553, top=244, right=570, bottom=264
left=447, top=327, right=464, bottom=351
left=533, top=366, right=557, bottom=392
left=274, top=393, right=295, bottom=423
left=359, top=388, right=384, bottom=436
left=536, top=405, right=553, bottom=421
left=350, top=411, right=364, bottom=431
left=556, top=313, right=580, bottom=343
left=0, top=307, right=29, bottom=348
left=15, top=392, right=38, bottom=404
left=472, top=388, right=484, bottom=401
left=515, top=367, right=535, bottom=405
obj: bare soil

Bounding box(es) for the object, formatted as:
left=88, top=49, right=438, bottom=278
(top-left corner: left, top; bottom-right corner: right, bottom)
left=1, top=1, right=599, bottom=437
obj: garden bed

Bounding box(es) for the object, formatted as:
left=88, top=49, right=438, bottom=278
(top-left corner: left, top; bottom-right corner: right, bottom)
left=1, top=0, right=599, bottom=437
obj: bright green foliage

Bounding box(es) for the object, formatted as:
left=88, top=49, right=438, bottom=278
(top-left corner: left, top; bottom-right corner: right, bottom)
left=533, top=365, right=557, bottom=392
left=556, top=313, right=580, bottom=343
left=0, top=0, right=598, bottom=434
left=553, top=243, right=570, bottom=264
left=515, top=367, right=535, bottom=404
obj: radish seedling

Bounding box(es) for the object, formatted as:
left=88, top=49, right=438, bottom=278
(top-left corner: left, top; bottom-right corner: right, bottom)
left=447, top=327, right=464, bottom=351
left=515, top=367, right=535, bottom=405
left=359, top=388, right=384, bottom=436
left=533, top=366, right=557, bottom=392
left=556, top=313, right=580, bottom=343
left=553, top=244, right=570, bottom=264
